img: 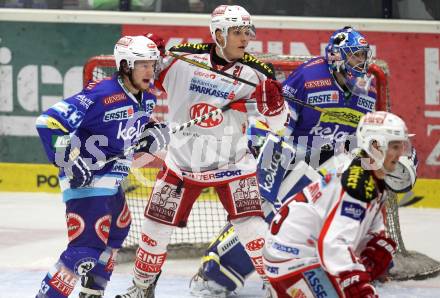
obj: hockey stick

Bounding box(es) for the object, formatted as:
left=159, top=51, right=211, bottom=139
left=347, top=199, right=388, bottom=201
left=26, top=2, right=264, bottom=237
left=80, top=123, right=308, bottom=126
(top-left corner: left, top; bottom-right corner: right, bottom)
left=167, top=51, right=359, bottom=126
left=99, top=98, right=247, bottom=166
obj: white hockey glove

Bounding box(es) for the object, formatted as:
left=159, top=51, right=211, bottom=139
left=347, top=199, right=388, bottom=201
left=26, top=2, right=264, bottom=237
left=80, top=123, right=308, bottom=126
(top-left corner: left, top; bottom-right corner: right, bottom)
left=135, top=122, right=171, bottom=154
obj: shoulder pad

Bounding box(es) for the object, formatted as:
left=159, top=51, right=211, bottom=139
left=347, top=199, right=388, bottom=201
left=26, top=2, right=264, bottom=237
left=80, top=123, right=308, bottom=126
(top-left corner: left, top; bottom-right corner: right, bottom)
left=169, top=43, right=212, bottom=54
left=84, top=76, right=113, bottom=91
left=341, top=158, right=378, bottom=203
left=240, top=53, right=276, bottom=79
left=303, top=57, right=326, bottom=69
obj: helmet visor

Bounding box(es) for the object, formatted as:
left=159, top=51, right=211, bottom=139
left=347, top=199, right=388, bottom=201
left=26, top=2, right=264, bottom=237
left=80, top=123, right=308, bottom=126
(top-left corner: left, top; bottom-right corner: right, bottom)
left=228, top=25, right=256, bottom=39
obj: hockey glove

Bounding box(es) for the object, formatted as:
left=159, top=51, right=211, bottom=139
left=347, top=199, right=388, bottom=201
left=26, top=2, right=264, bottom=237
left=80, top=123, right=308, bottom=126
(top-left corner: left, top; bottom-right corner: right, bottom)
left=361, top=235, right=397, bottom=281
left=339, top=270, right=377, bottom=298
left=145, top=32, right=166, bottom=57
left=254, top=79, right=285, bottom=117
left=62, top=147, right=93, bottom=189
left=136, top=122, right=171, bottom=154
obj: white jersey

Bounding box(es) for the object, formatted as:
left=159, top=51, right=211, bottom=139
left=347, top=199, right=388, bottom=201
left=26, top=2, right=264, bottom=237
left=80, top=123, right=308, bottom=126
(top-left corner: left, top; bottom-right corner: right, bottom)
left=263, top=156, right=387, bottom=277
left=157, top=43, right=287, bottom=182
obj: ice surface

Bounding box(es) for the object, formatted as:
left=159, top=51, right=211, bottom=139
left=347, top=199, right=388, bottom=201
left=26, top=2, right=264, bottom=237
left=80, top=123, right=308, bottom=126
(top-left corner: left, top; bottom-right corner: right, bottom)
left=0, top=192, right=439, bottom=297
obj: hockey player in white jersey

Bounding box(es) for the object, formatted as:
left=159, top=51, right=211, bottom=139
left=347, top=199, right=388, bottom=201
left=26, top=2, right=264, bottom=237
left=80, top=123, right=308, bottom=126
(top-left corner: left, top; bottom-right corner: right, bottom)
left=263, top=111, right=413, bottom=298
left=116, top=4, right=287, bottom=298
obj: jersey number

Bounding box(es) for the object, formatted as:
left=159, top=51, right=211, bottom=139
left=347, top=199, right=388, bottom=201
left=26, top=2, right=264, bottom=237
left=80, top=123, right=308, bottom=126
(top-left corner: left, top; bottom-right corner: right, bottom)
left=270, top=205, right=289, bottom=235
left=61, top=104, right=84, bottom=128
left=233, top=66, right=243, bottom=77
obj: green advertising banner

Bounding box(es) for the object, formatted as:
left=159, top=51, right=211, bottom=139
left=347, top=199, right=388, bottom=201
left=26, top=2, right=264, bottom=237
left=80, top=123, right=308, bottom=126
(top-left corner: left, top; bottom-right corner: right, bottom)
left=0, top=22, right=120, bottom=163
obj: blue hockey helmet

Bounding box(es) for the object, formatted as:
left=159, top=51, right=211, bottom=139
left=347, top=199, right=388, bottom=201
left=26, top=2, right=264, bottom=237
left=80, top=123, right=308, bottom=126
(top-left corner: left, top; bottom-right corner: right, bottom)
left=325, top=27, right=372, bottom=92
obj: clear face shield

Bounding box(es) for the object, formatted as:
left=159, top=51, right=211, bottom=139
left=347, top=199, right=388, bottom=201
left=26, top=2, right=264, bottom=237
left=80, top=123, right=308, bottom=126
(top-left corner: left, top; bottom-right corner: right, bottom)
left=227, top=25, right=256, bottom=40
left=363, top=137, right=414, bottom=171
left=342, top=47, right=373, bottom=96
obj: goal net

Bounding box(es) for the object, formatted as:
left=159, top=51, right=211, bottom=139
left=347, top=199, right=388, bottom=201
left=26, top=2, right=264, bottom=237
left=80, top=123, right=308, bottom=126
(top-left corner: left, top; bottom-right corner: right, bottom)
left=83, top=53, right=440, bottom=280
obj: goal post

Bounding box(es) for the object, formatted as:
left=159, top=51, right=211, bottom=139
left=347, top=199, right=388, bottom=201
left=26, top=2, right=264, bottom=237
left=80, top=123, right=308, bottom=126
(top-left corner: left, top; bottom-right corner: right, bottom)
left=83, top=53, right=440, bottom=280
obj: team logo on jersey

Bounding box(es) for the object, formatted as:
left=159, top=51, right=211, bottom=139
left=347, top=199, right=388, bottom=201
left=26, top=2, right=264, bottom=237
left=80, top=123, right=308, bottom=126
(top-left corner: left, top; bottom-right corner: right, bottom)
left=135, top=248, right=166, bottom=273
left=75, top=94, right=94, bottom=109
left=309, top=124, right=351, bottom=142
left=190, top=103, right=224, bottom=127
left=189, top=77, right=233, bottom=99
left=66, top=213, right=85, bottom=242
left=194, top=70, right=216, bottom=80
left=341, top=201, right=366, bottom=221
left=74, top=257, right=97, bottom=276
left=182, top=169, right=242, bottom=181
left=49, top=266, right=78, bottom=296
left=318, top=107, right=364, bottom=128
left=307, top=91, right=339, bottom=105
left=103, top=93, right=127, bottom=105
left=112, top=162, right=130, bottom=173
left=103, top=106, right=134, bottom=122
left=246, top=238, right=265, bottom=251
left=147, top=184, right=179, bottom=223
left=52, top=135, right=70, bottom=149
left=304, top=79, right=332, bottom=89
left=95, top=215, right=111, bottom=244
left=282, top=85, right=297, bottom=98
left=305, top=181, right=322, bottom=203
left=144, top=99, right=155, bottom=116
left=232, top=177, right=260, bottom=214
left=117, top=120, right=148, bottom=141
left=357, top=95, right=376, bottom=111
left=271, top=242, right=300, bottom=255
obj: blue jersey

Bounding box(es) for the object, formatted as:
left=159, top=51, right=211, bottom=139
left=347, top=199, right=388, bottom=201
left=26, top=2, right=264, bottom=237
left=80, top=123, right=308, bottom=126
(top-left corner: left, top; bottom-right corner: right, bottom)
left=283, top=57, right=377, bottom=151
left=36, top=75, right=156, bottom=201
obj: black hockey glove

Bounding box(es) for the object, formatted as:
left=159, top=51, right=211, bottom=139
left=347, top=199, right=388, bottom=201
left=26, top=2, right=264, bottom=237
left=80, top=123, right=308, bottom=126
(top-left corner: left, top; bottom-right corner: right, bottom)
left=61, top=147, right=93, bottom=189
left=135, top=122, right=171, bottom=154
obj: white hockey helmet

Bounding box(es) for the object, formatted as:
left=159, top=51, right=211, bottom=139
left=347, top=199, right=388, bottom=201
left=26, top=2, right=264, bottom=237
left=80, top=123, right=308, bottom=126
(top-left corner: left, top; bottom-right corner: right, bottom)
left=114, top=35, right=160, bottom=70
left=209, top=5, right=254, bottom=48
left=356, top=111, right=413, bottom=169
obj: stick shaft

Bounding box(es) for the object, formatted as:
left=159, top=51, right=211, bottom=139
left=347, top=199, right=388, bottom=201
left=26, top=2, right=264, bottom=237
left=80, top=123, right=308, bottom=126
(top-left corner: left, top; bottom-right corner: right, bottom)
left=168, top=51, right=349, bottom=123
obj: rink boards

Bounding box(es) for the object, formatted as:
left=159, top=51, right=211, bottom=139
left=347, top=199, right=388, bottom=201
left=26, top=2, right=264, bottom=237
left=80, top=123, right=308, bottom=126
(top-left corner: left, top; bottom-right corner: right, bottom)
left=0, top=162, right=438, bottom=208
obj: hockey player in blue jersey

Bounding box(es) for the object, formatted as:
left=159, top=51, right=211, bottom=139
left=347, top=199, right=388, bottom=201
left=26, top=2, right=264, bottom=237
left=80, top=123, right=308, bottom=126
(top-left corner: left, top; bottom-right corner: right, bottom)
left=35, top=35, right=170, bottom=298
left=189, top=26, right=379, bottom=297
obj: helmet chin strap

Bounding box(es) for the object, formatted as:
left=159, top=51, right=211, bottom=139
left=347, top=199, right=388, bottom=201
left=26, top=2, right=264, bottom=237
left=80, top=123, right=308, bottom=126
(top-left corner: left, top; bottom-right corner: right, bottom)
left=215, top=32, right=234, bottom=63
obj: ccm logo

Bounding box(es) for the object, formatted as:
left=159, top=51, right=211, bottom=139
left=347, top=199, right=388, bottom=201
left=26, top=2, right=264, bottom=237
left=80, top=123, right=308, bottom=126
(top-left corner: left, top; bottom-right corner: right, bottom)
left=246, top=238, right=265, bottom=251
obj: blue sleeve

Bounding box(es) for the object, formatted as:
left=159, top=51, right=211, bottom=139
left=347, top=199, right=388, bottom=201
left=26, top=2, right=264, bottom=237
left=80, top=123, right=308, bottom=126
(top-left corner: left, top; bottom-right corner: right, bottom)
left=35, top=90, right=95, bottom=163
left=282, top=68, right=305, bottom=132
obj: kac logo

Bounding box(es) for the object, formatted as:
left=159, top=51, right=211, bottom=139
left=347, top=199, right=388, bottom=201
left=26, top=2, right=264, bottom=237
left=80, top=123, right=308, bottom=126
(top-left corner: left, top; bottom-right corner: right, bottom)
left=190, top=103, right=223, bottom=128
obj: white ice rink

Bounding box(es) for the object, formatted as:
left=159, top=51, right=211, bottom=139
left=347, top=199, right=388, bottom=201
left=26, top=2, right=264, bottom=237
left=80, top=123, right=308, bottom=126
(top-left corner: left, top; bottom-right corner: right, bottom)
left=1, top=192, right=439, bottom=298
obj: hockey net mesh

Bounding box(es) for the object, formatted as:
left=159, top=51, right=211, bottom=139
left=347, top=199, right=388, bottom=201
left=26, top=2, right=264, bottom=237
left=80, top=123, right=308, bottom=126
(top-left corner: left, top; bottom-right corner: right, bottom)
left=83, top=54, right=439, bottom=279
